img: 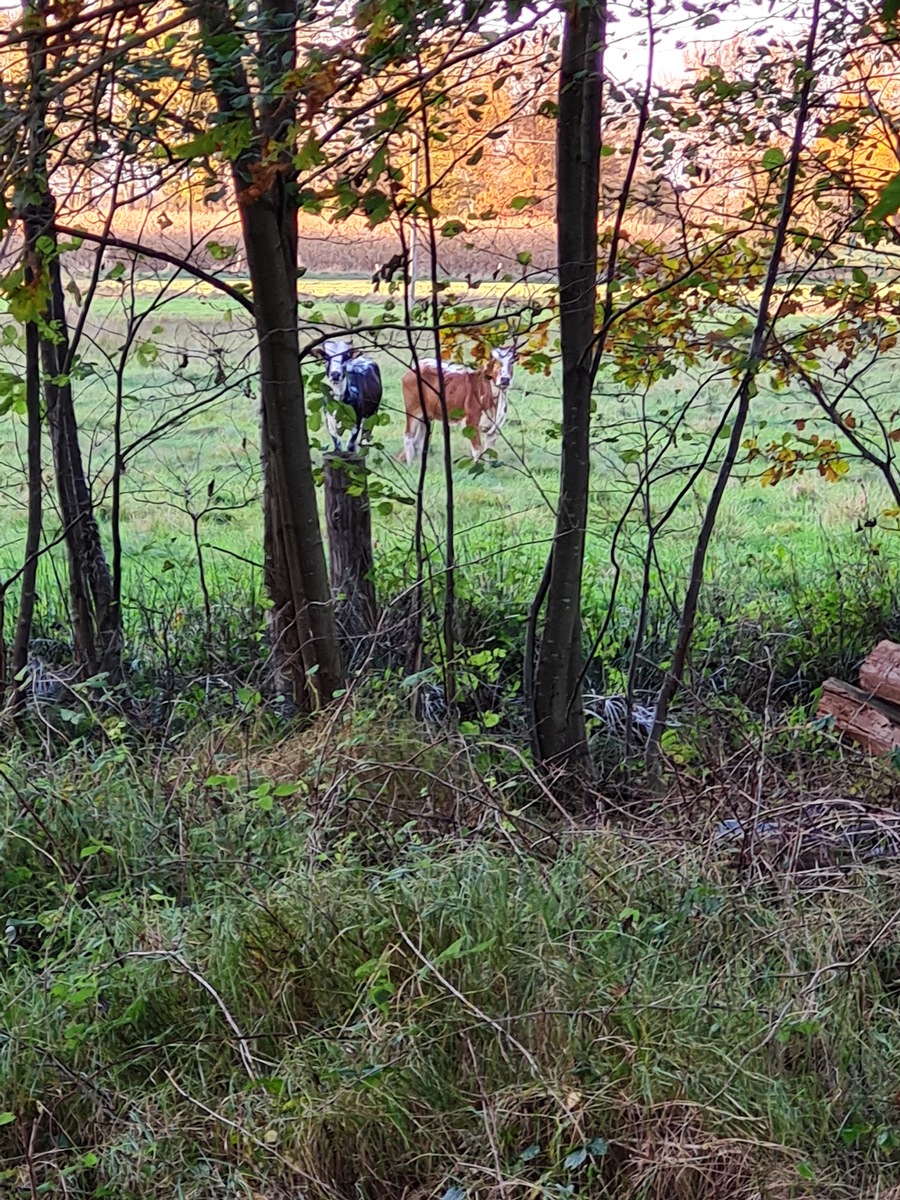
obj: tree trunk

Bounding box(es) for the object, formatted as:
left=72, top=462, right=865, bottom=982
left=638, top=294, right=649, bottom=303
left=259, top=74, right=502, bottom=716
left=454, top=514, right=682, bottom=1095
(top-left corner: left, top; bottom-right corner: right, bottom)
left=529, top=0, right=603, bottom=789
left=197, top=0, right=342, bottom=710
left=9, top=319, right=42, bottom=717
left=646, top=0, right=821, bottom=769
left=22, top=1, right=122, bottom=683
left=29, top=211, right=122, bottom=680
left=324, top=453, right=377, bottom=664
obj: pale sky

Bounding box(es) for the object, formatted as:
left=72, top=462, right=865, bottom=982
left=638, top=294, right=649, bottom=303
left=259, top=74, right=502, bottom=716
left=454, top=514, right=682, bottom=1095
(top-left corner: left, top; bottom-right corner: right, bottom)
left=0, top=0, right=800, bottom=87
left=605, top=0, right=803, bottom=85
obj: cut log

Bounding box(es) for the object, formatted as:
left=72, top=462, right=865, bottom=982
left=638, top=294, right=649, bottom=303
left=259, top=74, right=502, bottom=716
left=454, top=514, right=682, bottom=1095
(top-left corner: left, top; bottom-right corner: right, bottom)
left=818, top=677, right=900, bottom=755
left=860, top=639, right=900, bottom=706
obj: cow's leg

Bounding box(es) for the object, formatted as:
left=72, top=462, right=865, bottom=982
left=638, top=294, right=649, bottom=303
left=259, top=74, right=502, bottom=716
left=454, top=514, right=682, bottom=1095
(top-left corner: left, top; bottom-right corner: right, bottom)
left=348, top=413, right=364, bottom=453
left=404, top=416, right=426, bottom=464
left=466, top=401, right=483, bottom=460
left=324, top=405, right=342, bottom=451
left=489, top=388, right=508, bottom=450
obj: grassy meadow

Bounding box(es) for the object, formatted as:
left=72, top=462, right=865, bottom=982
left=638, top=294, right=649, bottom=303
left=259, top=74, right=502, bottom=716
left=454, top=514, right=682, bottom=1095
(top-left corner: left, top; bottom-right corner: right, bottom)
left=5, top=274, right=900, bottom=1199
left=0, top=273, right=895, bottom=709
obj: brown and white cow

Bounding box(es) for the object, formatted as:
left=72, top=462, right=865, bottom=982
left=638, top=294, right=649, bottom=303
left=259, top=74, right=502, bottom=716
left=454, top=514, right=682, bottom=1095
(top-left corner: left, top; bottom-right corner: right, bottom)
left=400, top=347, right=516, bottom=464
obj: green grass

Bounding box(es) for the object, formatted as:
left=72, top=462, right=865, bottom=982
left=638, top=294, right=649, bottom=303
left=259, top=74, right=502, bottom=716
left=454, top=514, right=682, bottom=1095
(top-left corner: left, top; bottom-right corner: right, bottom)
left=0, top=274, right=897, bottom=704
left=3, top=721, right=900, bottom=1199
left=0, top=271, right=897, bottom=700
left=3, top=279, right=900, bottom=1198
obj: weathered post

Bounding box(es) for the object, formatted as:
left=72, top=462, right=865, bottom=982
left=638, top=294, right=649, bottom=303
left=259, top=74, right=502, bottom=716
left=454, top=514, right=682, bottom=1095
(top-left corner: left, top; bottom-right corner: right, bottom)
left=323, top=453, right=378, bottom=662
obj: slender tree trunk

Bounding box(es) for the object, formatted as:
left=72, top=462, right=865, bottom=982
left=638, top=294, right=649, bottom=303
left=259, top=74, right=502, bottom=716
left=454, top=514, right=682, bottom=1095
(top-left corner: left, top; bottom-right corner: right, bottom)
left=32, top=214, right=121, bottom=680
left=261, top=408, right=308, bottom=701
left=647, top=0, right=821, bottom=769
left=420, top=102, right=457, bottom=710
left=23, top=0, right=121, bottom=683
left=529, top=0, right=603, bottom=788
left=197, top=0, right=342, bottom=710
left=9, top=320, right=42, bottom=717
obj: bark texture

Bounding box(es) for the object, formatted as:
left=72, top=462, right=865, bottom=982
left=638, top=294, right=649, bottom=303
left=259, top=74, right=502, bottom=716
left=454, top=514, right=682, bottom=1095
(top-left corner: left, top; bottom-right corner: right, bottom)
left=859, top=640, right=900, bottom=707
left=9, top=319, right=42, bottom=715
left=530, top=0, right=603, bottom=785
left=23, top=1, right=121, bottom=681
left=197, top=0, right=342, bottom=708
left=818, top=677, right=900, bottom=756
left=324, top=453, right=377, bottom=658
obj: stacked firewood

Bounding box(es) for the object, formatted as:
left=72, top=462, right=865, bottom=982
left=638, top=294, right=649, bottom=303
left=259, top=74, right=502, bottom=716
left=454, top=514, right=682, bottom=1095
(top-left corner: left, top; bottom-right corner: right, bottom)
left=818, top=640, right=900, bottom=754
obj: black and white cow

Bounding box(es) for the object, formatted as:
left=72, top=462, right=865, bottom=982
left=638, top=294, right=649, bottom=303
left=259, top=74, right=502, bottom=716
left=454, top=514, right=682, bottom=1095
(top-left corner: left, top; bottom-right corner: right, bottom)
left=316, top=338, right=383, bottom=453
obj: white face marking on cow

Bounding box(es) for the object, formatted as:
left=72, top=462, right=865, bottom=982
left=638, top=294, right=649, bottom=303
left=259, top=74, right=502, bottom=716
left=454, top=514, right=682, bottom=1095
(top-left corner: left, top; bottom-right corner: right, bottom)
left=321, top=339, right=354, bottom=386
left=491, top=345, right=517, bottom=389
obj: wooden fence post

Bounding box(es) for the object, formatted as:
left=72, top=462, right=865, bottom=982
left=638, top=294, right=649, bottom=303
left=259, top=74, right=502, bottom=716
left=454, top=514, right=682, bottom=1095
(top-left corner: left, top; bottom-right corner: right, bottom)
left=323, top=452, right=378, bottom=660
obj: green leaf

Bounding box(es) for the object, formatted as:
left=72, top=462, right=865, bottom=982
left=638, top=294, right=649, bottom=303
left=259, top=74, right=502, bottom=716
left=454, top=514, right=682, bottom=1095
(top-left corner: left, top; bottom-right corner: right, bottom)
left=871, top=171, right=900, bottom=222
left=441, top=219, right=466, bottom=238
left=205, top=774, right=238, bottom=790
left=172, top=119, right=252, bottom=162
left=761, top=147, right=785, bottom=171
left=852, top=267, right=868, bottom=284
left=516, top=251, right=532, bottom=266
left=136, top=341, right=158, bottom=367
left=564, top=1148, right=588, bottom=1170
left=434, top=937, right=465, bottom=965
left=0, top=1113, right=14, bottom=1126
left=796, top=1161, right=815, bottom=1182
left=819, top=119, right=855, bottom=140
left=106, top=263, right=125, bottom=281
left=363, top=190, right=391, bottom=227
left=295, top=135, right=326, bottom=171
left=35, top=235, right=56, bottom=260
left=80, top=843, right=113, bottom=859
left=344, top=299, right=360, bottom=319
left=207, top=241, right=236, bottom=261
left=884, top=0, right=900, bottom=22
left=466, top=147, right=483, bottom=167
left=509, top=195, right=540, bottom=211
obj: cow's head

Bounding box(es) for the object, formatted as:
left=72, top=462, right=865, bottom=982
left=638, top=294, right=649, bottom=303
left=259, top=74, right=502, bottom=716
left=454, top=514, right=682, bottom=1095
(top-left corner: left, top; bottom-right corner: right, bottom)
left=318, top=339, right=354, bottom=386
left=491, top=345, right=517, bottom=389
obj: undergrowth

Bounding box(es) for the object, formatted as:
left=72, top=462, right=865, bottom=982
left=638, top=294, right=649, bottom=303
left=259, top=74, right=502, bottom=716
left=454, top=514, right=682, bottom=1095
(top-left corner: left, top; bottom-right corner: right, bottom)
left=3, top=716, right=900, bottom=1198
